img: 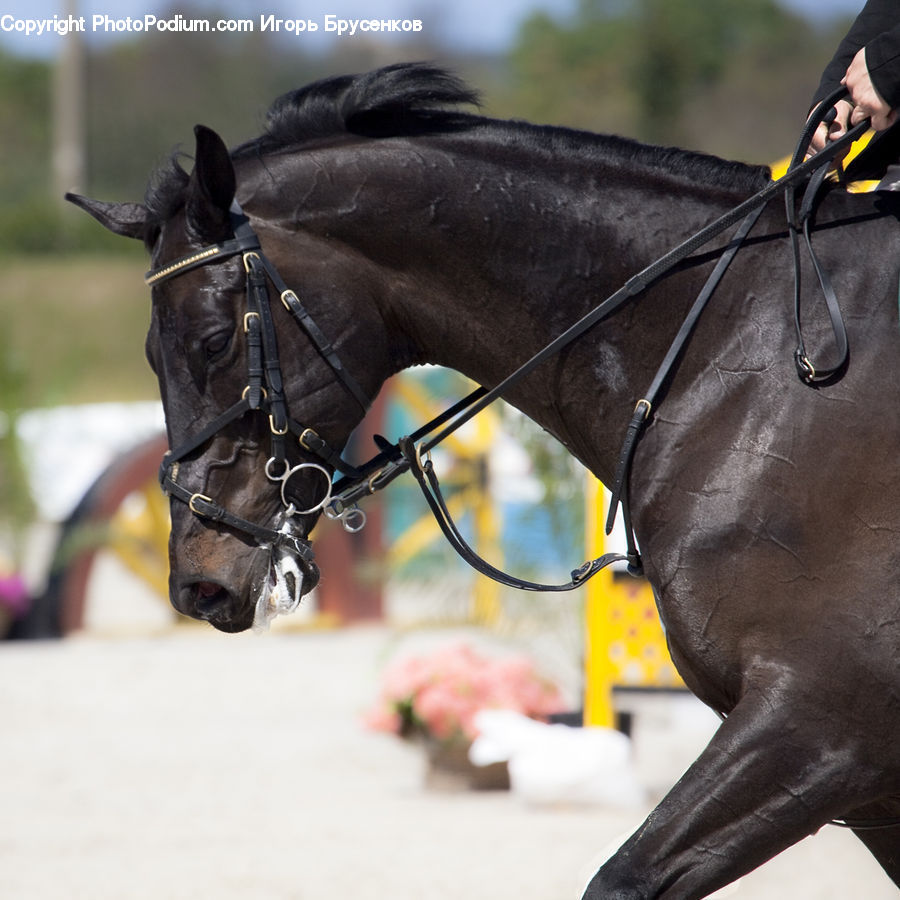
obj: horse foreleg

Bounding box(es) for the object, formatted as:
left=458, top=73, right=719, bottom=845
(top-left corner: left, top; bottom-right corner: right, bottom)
left=582, top=694, right=880, bottom=899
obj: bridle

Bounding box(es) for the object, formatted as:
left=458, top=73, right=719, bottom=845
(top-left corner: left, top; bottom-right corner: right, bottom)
left=146, top=201, right=372, bottom=563
left=145, top=90, right=866, bottom=595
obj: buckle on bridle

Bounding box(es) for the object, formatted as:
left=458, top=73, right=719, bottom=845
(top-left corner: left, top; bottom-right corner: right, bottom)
left=269, top=414, right=289, bottom=436
left=794, top=350, right=816, bottom=383
left=189, top=493, right=215, bottom=516
left=402, top=438, right=430, bottom=474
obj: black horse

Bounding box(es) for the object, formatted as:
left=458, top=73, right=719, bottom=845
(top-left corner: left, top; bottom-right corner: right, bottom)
left=70, top=64, right=900, bottom=898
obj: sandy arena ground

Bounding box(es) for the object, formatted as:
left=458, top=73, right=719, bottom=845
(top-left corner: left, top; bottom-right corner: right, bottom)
left=1, top=625, right=897, bottom=899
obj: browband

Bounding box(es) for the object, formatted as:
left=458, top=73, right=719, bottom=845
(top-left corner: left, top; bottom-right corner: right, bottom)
left=144, top=203, right=260, bottom=286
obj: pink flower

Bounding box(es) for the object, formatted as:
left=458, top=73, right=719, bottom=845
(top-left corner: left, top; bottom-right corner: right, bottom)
left=363, top=642, right=565, bottom=743
left=361, top=706, right=402, bottom=734
left=0, top=573, right=28, bottom=616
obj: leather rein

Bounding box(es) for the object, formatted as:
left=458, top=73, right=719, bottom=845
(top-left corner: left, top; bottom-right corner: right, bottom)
left=145, top=89, right=865, bottom=595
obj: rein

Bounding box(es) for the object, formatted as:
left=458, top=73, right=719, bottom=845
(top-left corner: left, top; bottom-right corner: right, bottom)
left=146, top=90, right=866, bottom=593
left=334, top=90, right=868, bottom=584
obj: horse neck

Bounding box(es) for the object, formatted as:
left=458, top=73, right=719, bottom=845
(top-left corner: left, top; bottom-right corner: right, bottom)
left=243, top=133, right=763, bottom=482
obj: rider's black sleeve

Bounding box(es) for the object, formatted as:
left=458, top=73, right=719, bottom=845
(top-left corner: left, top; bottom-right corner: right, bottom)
left=812, top=0, right=900, bottom=110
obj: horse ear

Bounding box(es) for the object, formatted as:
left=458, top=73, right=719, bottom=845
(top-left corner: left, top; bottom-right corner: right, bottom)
left=185, top=125, right=236, bottom=241
left=65, top=193, right=149, bottom=241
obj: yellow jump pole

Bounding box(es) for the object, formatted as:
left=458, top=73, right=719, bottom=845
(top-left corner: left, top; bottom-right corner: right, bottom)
left=471, top=412, right=502, bottom=624
left=583, top=476, right=616, bottom=728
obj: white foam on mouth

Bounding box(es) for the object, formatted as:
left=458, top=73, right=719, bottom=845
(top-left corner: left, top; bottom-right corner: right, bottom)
left=252, top=545, right=304, bottom=632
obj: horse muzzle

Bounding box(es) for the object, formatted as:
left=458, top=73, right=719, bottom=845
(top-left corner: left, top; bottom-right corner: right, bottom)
left=174, top=542, right=320, bottom=633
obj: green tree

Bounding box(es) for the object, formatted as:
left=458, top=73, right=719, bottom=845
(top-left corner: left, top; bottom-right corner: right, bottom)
left=0, top=50, right=51, bottom=205
left=502, top=0, right=850, bottom=162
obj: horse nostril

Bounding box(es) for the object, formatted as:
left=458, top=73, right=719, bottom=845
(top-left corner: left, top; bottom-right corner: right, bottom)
left=304, top=561, right=321, bottom=592
left=183, top=580, right=232, bottom=618
left=195, top=580, right=224, bottom=600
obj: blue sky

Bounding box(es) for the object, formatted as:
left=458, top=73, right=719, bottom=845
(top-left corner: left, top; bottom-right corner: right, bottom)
left=0, top=0, right=863, bottom=58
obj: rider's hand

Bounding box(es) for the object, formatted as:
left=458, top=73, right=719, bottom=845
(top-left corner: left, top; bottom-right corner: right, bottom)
left=809, top=98, right=854, bottom=155
left=843, top=46, right=898, bottom=132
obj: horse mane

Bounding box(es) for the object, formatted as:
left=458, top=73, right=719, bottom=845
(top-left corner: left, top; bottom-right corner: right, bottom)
left=234, top=62, right=481, bottom=155
left=143, top=62, right=477, bottom=230
left=145, top=155, right=190, bottom=234
left=145, top=62, right=770, bottom=228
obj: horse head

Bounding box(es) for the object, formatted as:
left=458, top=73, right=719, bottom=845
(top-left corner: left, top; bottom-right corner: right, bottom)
left=69, top=124, right=382, bottom=631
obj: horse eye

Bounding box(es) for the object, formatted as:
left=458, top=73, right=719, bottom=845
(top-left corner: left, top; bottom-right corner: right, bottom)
left=205, top=330, right=232, bottom=361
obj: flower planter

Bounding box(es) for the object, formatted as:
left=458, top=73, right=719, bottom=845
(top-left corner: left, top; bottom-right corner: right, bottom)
left=364, top=640, right=565, bottom=793
left=423, top=737, right=510, bottom=792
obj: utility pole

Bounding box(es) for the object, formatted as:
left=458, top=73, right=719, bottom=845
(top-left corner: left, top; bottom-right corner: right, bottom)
left=52, top=0, right=86, bottom=205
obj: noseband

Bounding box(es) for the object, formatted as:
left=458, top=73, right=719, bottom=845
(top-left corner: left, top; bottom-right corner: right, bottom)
left=145, top=201, right=371, bottom=562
